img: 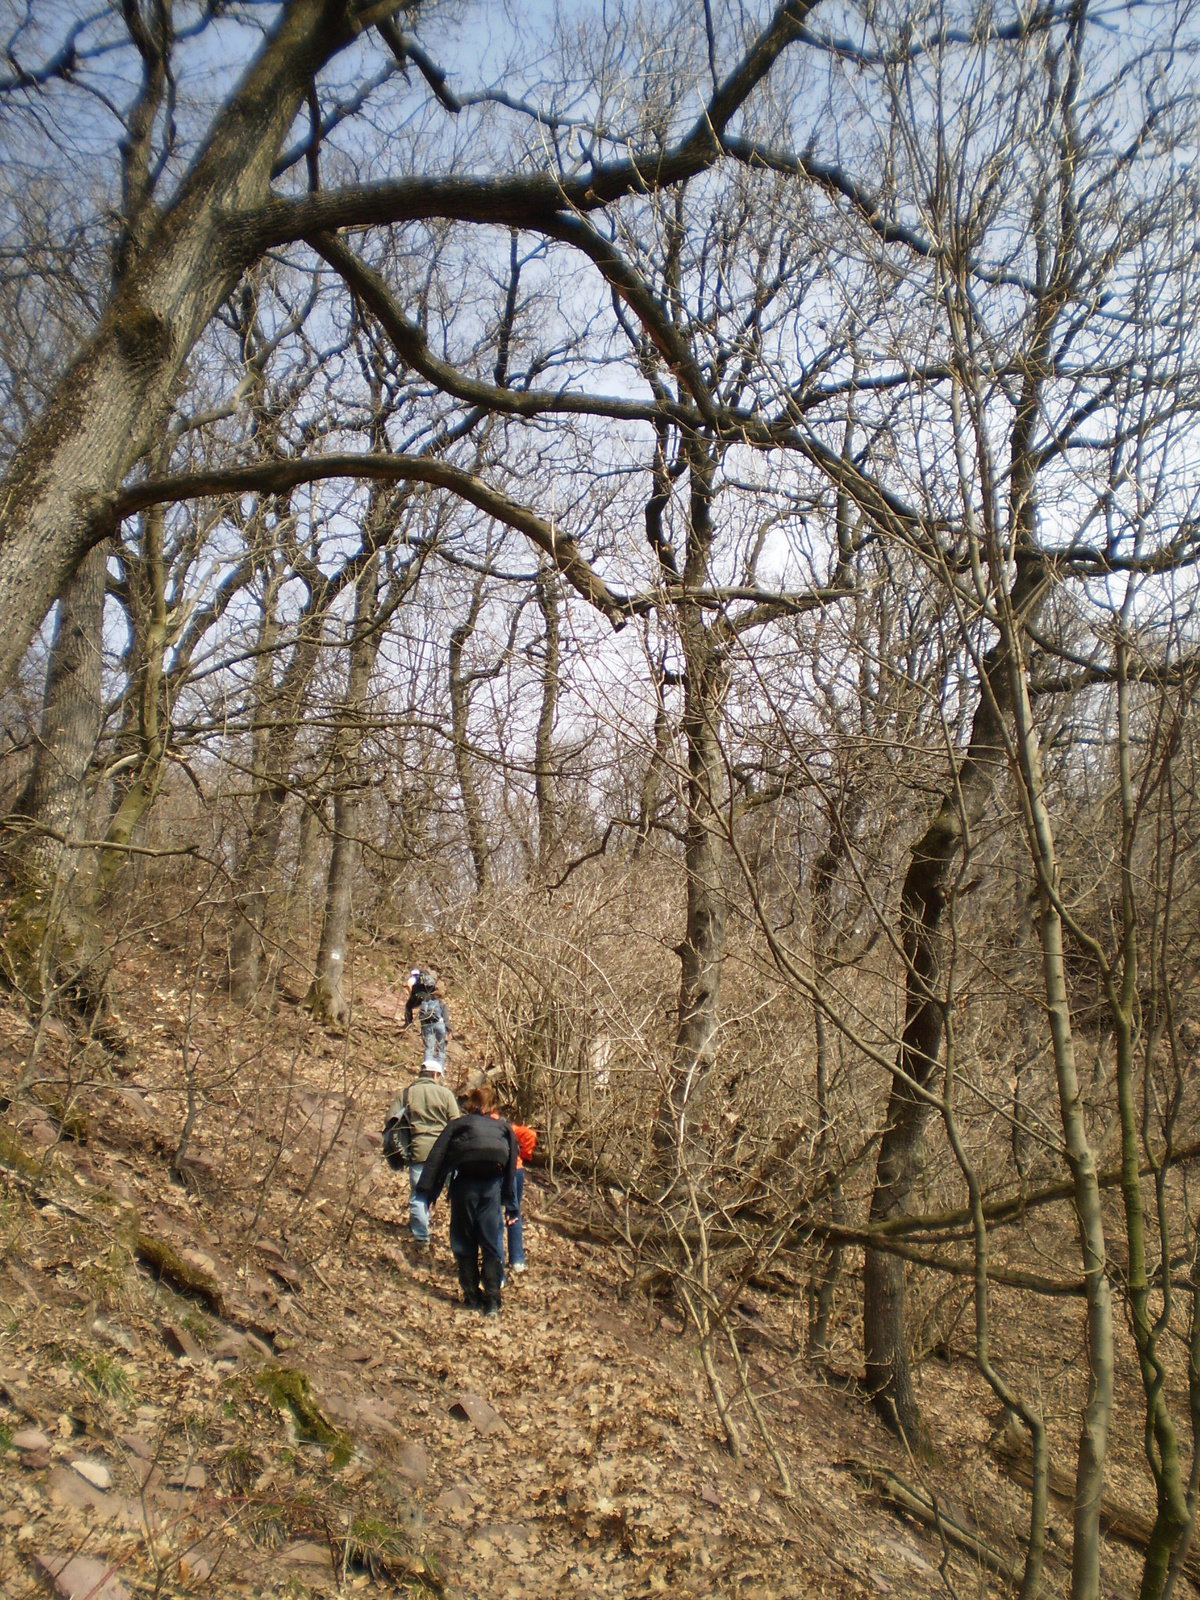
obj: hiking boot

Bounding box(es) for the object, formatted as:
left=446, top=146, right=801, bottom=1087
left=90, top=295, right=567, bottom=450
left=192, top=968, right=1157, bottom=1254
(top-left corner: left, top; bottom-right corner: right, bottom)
left=462, top=1290, right=483, bottom=1311
left=482, top=1299, right=501, bottom=1318
left=511, top=1262, right=526, bottom=1274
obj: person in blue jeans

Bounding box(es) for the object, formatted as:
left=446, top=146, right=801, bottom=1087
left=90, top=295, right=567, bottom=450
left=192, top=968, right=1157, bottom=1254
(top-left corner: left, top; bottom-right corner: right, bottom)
left=403, top=969, right=451, bottom=1069
left=412, top=1082, right=517, bottom=1315
left=393, top=1060, right=459, bottom=1251
left=491, top=1114, right=535, bottom=1276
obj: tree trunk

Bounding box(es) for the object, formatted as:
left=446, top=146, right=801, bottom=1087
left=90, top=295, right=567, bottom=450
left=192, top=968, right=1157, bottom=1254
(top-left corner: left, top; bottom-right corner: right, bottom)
left=228, top=597, right=324, bottom=1004
left=534, top=564, right=561, bottom=878
left=1005, top=646, right=1113, bottom=1600
left=97, top=505, right=170, bottom=898
left=9, top=542, right=108, bottom=891
left=449, top=584, right=491, bottom=894
left=305, top=553, right=381, bottom=1029
left=863, top=605, right=1027, bottom=1444
left=1, top=542, right=110, bottom=1011
left=656, top=444, right=730, bottom=1161
left=808, top=803, right=851, bottom=1360
left=0, top=0, right=356, bottom=694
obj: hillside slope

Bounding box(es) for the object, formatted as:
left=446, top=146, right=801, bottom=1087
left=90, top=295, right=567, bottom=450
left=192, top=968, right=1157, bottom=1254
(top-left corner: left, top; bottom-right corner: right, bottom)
left=0, top=943, right=1145, bottom=1599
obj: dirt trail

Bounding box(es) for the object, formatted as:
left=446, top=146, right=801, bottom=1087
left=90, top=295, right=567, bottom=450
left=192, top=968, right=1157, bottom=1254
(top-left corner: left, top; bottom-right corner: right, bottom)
left=0, top=947, right=1135, bottom=1598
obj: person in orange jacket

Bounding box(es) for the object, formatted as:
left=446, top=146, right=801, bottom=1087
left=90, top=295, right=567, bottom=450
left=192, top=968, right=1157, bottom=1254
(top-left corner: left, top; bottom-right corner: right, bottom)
left=490, top=1105, right=536, bottom=1274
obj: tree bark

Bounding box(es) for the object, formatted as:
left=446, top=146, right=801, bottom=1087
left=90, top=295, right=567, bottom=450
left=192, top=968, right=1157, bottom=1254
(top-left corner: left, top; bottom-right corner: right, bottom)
left=1, top=542, right=110, bottom=1010
left=305, top=552, right=381, bottom=1029
left=97, top=505, right=170, bottom=898
left=863, top=602, right=1028, bottom=1444
left=0, top=0, right=357, bottom=693
left=655, top=443, right=731, bottom=1161
left=449, top=581, right=491, bottom=894
left=534, top=565, right=561, bottom=878
left=228, top=590, right=324, bottom=1004
left=1005, top=638, right=1113, bottom=1600
left=9, top=542, right=108, bottom=891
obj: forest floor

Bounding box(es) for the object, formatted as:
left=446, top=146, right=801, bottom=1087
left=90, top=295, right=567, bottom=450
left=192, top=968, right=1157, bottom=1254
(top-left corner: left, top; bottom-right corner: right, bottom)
left=0, top=933, right=1154, bottom=1600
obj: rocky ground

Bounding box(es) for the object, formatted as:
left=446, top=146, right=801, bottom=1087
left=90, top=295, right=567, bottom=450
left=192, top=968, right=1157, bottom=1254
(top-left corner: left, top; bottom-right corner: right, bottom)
left=0, top=937, right=1152, bottom=1598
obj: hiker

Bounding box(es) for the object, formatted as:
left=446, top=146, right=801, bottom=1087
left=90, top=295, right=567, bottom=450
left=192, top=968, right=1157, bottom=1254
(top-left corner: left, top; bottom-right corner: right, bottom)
left=394, top=1059, right=459, bottom=1253
left=403, top=968, right=451, bottom=1070
left=412, top=1082, right=517, bottom=1316
left=493, top=1108, right=536, bottom=1276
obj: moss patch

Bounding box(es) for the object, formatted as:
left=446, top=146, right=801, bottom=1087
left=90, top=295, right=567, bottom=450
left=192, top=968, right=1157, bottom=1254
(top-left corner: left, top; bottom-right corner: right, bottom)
left=254, top=1366, right=352, bottom=1465
left=135, top=1232, right=226, bottom=1315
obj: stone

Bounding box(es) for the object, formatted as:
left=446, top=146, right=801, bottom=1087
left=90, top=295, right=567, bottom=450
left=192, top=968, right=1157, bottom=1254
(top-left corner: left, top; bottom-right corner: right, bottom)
left=33, top=1552, right=130, bottom=1600
left=211, top=1334, right=247, bottom=1361
left=700, top=1481, right=722, bottom=1509
left=448, top=1393, right=509, bottom=1435
left=12, top=1427, right=51, bottom=1452
left=162, top=1320, right=202, bottom=1360
left=117, top=1431, right=153, bottom=1461
left=166, top=1464, right=206, bottom=1490
left=278, top=1541, right=333, bottom=1575
left=21, top=1449, right=52, bottom=1470
left=48, top=1465, right=108, bottom=1513
left=396, top=1442, right=431, bottom=1483
left=71, top=1457, right=113, bottom=1490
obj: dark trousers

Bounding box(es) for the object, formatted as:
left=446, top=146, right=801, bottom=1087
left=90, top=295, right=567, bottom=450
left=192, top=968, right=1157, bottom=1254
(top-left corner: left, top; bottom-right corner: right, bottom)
left=448, top=1170, right=504, bottom=1308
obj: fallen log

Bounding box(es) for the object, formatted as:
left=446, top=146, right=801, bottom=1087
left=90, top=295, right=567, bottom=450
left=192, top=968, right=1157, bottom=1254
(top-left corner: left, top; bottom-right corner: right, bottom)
left=989, top=1425, right=1200, bottom=1591
left=847, top=1458, right=1019, bottom=1581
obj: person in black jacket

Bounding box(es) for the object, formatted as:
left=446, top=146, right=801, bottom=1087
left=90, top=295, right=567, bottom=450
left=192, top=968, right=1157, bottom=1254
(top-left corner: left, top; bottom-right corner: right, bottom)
left=412, top=1082, right=517, bottom=1316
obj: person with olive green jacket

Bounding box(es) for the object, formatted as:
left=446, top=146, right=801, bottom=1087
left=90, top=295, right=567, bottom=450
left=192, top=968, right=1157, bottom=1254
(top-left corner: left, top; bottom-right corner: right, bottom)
left=395, top=1061, right=459, bottom=1250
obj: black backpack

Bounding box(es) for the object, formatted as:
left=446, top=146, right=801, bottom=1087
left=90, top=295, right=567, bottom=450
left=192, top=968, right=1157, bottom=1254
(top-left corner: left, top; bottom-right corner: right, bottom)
left=382, top=1089, right=412, bottom=1171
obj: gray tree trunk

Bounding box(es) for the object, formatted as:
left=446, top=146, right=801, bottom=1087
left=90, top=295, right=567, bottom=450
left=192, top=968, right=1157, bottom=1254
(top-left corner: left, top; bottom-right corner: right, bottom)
left=862, top=602, right=1027, bottom=1445
left=306, top=552, right=381, bottom=1029
left=655, top=444, right=731, bottom=1161
left=228, top=599, right=324, bottom=1004
left=534, top=565, right=561, bottom=878
left=2, top=543, right=110, bottom=1011
left=449, top=583, right=491, bottom=894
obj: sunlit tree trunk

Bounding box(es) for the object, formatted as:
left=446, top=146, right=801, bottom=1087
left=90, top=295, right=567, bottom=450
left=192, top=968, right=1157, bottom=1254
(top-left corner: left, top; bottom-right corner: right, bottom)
left=2, top=542, right=110, bottom=1010
left=306, top=552, right=381, bottom=1029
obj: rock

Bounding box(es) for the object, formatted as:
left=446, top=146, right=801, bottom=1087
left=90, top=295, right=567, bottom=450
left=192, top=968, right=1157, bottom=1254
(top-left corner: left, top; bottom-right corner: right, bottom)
left=211, top=1335, right=247, bottom=1361
left=33, top=1552, right=130, bottom=1600
left=355, top=1397, right=400, bottom=1437
left=396, top=1442, right=431, bottom=1483
left=117, top=1432, right=153, bottom=1461
left=12, top=1427, right=51, bottom=1452
left=28, top=1120, right=58, bottom=1146
left=71, top=1457, right=113, bottom=1490
left=21, top=1449, right=52, bottom=1470
left=166, top=1464, right=206, bottom=1490
left=181, top=1248, right=217, bottom=1276
left=436, top=1486, right=472, bottom=1513
left=162, top=1320, right=202, bottom=1360
left=48, top=1465, right=108, bottom=1513
left=278, top=1541, right=333, bottom=1576
left=448, top=1393, right=509, bottom=1435
left=700, top=1481, right=722, bottom=1509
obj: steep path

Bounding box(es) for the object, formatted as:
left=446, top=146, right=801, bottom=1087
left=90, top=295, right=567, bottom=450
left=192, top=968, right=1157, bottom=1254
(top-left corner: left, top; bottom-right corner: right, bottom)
left=0, top=941, right=1116, bottom=1598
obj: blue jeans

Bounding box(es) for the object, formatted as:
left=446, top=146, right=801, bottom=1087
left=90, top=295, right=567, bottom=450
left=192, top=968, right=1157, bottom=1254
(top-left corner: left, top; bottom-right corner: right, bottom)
left=496, top=1167, right=525, bottom=1267
left=449, top=1170, right=504, bottom=1307
left=408, top=1162, right=431, bottom=1242
left=421, top=1016, right=447, bottom=1067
